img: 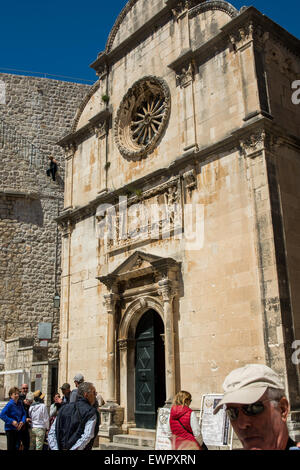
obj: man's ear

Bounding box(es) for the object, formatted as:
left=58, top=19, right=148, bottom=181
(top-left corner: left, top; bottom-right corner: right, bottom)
left=279, top=397, right=289, bottom=422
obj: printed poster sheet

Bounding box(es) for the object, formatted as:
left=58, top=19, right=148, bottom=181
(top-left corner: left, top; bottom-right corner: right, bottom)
left=155, top=407, right=172, bottom=450
left=200, top=394, right=231, bottom=447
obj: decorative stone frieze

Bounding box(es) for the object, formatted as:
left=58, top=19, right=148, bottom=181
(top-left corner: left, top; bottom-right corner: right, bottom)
left=58, top=219, right=75, bottom=238
left=94, top=121, right=107, bottom=140
left=114, top=76, right=171, bottom=161
left=176, top=61, right=195, bottom=88
left=65, top=143, right=77, bottom=160
left=99, top=177, right=182, bottom=255
left=240, top=128, right=284, bottom=158
left=229, top=21, right=269, bottom=51
left=95, top=58, right=109, bottom=80
left=183, top=167, right=197, bottom=193
left=158, top=278, right=175, bottom=303
left=118, top=339, right=128, bottom=351
left=103, top=293, right=120, bottom=315
left=171, top=0, right=195, bottom=21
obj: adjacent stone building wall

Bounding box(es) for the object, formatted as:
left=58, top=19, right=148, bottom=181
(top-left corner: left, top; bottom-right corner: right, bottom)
left=0, top=73, right=90, bottom=398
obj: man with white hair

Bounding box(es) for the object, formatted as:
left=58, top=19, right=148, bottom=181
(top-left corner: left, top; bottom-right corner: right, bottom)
left=214, top=364, right=300, bottom=450
left=70, top=373, right=84, bottom=403
left=48, top=382, right=100, bottom=451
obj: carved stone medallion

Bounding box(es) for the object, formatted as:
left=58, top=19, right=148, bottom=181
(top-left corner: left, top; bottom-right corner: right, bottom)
left=114, top=76, right=171, bottom=161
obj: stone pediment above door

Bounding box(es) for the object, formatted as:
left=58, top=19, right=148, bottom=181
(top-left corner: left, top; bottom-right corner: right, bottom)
left=98, top=251, right=180, bottom=300
left=112, top=251, right=161, bottom=277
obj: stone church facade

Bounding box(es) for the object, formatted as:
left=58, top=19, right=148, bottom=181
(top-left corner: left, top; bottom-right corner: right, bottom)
left=57, top=0, right=300, bottom=440
left=0, top=73, right=89, bottom=402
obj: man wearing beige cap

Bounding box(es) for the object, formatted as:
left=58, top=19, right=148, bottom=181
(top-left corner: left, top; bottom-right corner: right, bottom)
left=214, top=364, right=300, bottom=450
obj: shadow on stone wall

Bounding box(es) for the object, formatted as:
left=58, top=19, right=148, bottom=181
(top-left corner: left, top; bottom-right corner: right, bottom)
left=12, top=199, right=44, bottom=227
left=55, top=174, right=64, bottom=191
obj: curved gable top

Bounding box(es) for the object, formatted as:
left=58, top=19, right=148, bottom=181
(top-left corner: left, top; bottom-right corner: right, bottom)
left=189, top=0, right=239, bottom=19
left=106, top=0, right=164, bottom=53
left=105, top=0, right=233, bottom=54
left=72, top=80, right=100, bottom=133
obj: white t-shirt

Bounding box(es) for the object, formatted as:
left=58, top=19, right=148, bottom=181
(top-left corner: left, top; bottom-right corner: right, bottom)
left=29, top=403, right=49, bottom=429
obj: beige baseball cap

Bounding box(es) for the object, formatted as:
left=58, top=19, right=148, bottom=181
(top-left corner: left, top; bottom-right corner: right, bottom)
left=213, top=364, right=285, bottom=415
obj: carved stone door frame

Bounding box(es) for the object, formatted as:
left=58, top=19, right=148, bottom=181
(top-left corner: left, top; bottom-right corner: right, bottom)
left=118, top=296, right=165, bottom=429
left=98, top=251, right=180, bottom=432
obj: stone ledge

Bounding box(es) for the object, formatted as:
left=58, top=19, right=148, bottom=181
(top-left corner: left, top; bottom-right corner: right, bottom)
left=0, top=190, right=39, bottom=199
left=57, top=107, right=112, bottom=148
left=56, top=117, right=300, bottom=226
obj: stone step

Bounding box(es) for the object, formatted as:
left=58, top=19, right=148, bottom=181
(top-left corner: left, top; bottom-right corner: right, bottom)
left=128, top=428, right=156, bottom=439
left=113, top=434, right=155, bottom=448
left=99, top=441, right=154, bottom=451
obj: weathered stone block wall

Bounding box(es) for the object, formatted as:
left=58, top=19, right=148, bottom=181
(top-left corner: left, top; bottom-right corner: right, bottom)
left=265, top=40, right=300, bottom=136
left=0, top=74, right=91, bottom=361
left=59, top=147, right=269, bottom=406
left=70, top=8, right=245, bottom=207
left=106, top=10, right=245, bottom=192
left=277, top=146, right=300, bottom=374
left=59, top=216, right=106, bottom=391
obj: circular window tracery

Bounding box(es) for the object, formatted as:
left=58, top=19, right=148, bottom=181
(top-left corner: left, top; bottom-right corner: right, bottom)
left=114, top=76, right=171, bottom=161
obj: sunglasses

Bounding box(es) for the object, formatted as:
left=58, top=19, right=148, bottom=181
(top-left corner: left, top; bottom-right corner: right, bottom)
left=226, top=401, right=267, bottom=421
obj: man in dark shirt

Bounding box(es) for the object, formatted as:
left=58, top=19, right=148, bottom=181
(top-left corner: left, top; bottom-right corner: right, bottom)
left=19, top=384, right=29, bottom=402
left=48, top=382, right=100, bottom=451
left=18, top=385, right=30, bottom=451
left=60, top=383, right=71, bottom=405
left=46, top=156, right=58, bottom=181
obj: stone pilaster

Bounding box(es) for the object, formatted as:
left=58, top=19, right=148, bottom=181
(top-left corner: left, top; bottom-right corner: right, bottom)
left=64, top=143, right=76, bottom=210
left=158, top=278, right=177, bottom=403
left=242, top=129, right=300, bottom=434
left=94, top=122, right=108, bottom=194
left=103, top=292, right=119, bottom=403
left=176, top=60, right=198, bottom=152
left=99, top=291, right=124, bottom=440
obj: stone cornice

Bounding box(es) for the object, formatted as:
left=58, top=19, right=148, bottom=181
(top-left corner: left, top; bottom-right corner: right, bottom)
left=0, top=190, right=64, bottom=201
left=168, top=6, right=300, bottom=73
left=221, top=7, right=300, bottom=58
left=57, top=107, right=112, bottom=148
left=55, top=116, right=300, bottom=227
left=168, top=49, right=194, bottom=74
left=0, top=190, right=40, bottom=200
left=92, top=4, right=299, bottom=77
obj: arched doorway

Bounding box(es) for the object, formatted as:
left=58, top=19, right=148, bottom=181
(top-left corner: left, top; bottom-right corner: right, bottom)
left=135, top=309, right=166, bottom=429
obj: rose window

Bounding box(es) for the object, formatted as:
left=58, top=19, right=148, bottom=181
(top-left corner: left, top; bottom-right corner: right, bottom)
left=114, top=76, right=171, bottom=161
left=130, top=96, right=166, bottom=146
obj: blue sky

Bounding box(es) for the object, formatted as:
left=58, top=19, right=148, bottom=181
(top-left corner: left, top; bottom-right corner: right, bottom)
left=0, top=0, right=299, bottom=84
